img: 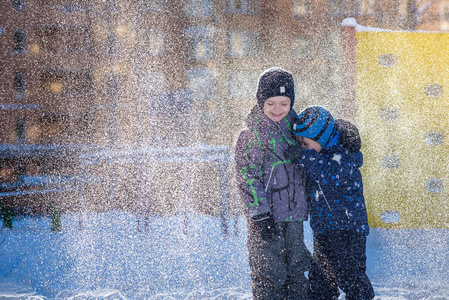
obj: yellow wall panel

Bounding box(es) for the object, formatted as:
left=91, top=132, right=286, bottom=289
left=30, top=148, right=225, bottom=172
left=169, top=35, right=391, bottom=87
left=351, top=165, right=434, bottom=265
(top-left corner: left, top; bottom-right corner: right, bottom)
left=355, top=31, right=449, bottom=228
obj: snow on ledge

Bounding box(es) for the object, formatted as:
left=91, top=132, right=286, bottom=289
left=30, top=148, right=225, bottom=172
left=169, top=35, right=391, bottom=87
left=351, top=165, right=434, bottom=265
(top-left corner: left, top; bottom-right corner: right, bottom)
left=341, top=17, right=357, bottom=27
left=341, top=17, right=445, bottom=33
left=342, top=17, right=394, bottom=32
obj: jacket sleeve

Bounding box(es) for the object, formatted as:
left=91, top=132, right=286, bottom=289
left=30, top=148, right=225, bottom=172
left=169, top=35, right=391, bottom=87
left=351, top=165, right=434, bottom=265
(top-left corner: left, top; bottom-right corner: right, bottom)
left=234, top=130, right=271, bottom=218
left=298, top=146, right=363, bottom=191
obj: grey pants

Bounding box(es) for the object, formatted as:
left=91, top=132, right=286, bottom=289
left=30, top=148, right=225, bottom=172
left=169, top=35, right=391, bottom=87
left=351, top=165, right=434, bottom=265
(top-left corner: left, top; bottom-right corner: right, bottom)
left=247, top=221, right=311, bottom=300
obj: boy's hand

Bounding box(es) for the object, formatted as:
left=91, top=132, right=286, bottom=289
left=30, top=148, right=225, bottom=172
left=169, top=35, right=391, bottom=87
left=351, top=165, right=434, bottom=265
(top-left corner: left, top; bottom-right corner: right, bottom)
left=284, top=145, right=304, bottom=162
left=251, top=213, right=277, bottom=241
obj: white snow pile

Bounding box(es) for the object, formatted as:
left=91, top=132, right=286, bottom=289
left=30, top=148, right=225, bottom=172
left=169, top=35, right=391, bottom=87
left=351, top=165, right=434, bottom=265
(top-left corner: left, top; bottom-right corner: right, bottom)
left=0, top=211, right=449, bottom=299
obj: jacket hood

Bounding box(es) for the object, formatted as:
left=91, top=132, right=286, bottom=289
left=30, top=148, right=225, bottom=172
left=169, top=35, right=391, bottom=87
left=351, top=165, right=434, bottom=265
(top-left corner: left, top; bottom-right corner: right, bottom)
left=335, top=119, right=362, bottom=153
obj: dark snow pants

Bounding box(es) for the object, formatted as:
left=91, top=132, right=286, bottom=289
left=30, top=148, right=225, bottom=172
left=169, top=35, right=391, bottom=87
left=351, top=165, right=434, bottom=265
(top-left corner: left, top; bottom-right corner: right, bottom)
left=247, top=221, right=311, bottom=300
left=309, top=230, right=375, bottom=300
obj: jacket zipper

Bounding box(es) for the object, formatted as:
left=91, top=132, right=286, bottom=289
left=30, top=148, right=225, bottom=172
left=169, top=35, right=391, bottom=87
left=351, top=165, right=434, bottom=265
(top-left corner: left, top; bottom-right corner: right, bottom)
left=318, top=183, right=332, bottom=212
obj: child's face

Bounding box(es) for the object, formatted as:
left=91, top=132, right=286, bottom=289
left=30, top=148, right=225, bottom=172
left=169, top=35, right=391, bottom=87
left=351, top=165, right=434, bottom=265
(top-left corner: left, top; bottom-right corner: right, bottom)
left=295, top=136, right=322, bottom=153
left=263, top=96, right=291, bottom=123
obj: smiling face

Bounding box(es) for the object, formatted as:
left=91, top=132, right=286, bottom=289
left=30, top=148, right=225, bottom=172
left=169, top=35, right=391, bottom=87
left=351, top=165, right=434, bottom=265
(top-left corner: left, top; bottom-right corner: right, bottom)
left=263, top=96, right=291, bottom=123
left=295, top=136, right=322, bottom=153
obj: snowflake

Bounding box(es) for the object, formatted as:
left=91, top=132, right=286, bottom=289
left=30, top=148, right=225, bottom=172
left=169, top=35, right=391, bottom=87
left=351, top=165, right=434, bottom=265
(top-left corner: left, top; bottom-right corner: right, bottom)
left=332, top=154, right=342, bottom=163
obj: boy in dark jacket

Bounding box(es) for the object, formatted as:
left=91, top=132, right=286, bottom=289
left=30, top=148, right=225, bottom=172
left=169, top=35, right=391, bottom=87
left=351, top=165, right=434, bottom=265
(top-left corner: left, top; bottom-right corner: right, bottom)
left=235, top=68, right=310, bottom=300
left=285, top=106, right=375, bottom=300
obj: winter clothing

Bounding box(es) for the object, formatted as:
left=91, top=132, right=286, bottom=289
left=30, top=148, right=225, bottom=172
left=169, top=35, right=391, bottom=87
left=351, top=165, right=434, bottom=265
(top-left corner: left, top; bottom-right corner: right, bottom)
left=235, top=105, right=310, bottom=299
left=296, top=139, right=369, bottom=235
left=288, top=118, right=362, bottom=155
left=290, top=107, right=369, bottom=233
left=298, top=144, right=373, bottom=299
left=235, top=67, right=310, bottom=299
left=285, top=118, right=361, bottom=161
left=284, top=144, right=305, bottom=162
left=251, top=212, right=277, bottom=241
left=256, top=67, right=295, bottom=109
left=309, top=231, right=375, bottom=300
left=292, top=106, right=338, bottom=149
left=247, top=221, right=310, bottom=300
left=235, top=106, right=308, bottom=223
left=335, top=119, right=362, bottom=153
left=288, top=107, right=373, bottom=299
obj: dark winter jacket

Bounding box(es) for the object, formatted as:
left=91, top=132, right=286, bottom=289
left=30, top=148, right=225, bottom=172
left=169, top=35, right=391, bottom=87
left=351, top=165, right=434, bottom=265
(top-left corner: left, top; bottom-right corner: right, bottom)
left=298, top=144, right=370, bottom=236
left=235, top=106, right=308, bottom=223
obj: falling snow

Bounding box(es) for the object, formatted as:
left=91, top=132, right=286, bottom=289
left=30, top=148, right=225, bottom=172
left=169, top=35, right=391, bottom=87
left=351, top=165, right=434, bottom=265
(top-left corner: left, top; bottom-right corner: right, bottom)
left=1, top=1, right=449, bottom=299
left=0, top=212, right=448, bottom=299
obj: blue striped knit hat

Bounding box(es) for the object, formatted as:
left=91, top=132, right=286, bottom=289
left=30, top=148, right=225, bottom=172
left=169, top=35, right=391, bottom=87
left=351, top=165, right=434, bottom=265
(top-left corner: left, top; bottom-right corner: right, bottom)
left=292, top=106, right=338, bottom=149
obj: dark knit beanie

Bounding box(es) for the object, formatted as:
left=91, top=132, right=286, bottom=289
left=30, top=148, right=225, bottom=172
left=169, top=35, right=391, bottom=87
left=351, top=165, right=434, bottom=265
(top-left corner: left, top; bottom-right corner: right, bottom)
left=256, top=67, right=295, bottom=109
left=292, top=106, right=337, bottom=149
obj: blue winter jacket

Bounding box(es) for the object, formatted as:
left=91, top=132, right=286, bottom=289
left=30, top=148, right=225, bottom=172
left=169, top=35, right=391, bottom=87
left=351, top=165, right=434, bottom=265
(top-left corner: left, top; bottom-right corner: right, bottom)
left=298, top=144, right=370, bottom=236
left=235, top=106, right=308, bottom=223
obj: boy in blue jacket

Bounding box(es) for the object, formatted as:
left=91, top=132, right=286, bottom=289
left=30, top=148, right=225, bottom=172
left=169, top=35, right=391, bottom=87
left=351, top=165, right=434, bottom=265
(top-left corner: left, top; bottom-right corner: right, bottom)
left=285, top=106, right=375, bottom=300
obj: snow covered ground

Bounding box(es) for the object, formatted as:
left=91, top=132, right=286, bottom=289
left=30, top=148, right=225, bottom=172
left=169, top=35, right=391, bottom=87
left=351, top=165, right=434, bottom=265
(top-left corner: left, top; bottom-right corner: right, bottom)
left=1, top=211, right=448, bottom=299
